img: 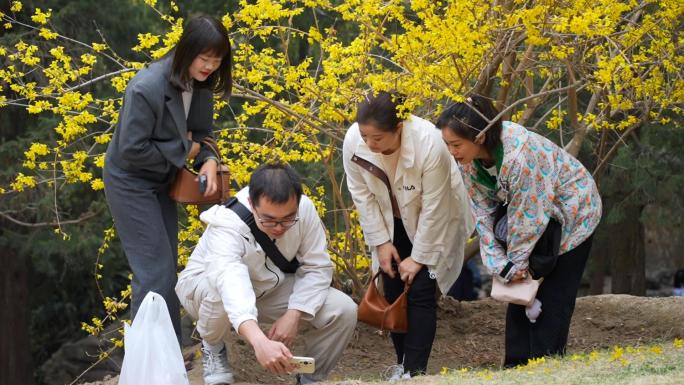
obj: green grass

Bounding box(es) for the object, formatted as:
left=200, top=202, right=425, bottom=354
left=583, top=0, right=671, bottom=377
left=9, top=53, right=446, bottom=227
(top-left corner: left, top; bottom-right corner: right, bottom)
left=436, top=341, right=684, bottom=385
left=329, top=340, right=684, bottom=385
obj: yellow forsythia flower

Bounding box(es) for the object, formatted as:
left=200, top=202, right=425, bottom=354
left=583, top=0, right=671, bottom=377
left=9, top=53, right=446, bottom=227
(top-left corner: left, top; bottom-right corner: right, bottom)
left=81, top=53, right=97, bottom=66
left=611, top=346, right=624, bottom=361
left=10, top=173, right=36, bottom=191
left=31, top=8, right=52, bottom=25
left=91, top=178, right=104, bottom=191
left=132, top=33, right=160, bottom=52
left=39, top=28, right=58, bottom=40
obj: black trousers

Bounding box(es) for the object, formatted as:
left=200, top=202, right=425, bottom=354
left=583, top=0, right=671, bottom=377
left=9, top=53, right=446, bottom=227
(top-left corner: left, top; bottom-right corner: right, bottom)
left=382, top=218, right=436, bottom=376
left=503, top=236, right=593, bottom=367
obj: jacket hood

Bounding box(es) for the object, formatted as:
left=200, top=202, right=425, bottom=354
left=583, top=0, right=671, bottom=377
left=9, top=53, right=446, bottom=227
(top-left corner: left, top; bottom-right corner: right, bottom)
left=199, top=203, right=251, bottom=234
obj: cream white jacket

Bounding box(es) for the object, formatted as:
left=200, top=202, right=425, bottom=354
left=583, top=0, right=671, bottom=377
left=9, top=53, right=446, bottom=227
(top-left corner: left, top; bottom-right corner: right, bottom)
left=175, top=187, right=333, bottom=331
left=342, top=115, right=475, bottom=293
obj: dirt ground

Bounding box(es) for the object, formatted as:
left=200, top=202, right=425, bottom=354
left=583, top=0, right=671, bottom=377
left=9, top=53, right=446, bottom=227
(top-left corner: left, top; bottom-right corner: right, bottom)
left=86, top=294, right=684, bottom=385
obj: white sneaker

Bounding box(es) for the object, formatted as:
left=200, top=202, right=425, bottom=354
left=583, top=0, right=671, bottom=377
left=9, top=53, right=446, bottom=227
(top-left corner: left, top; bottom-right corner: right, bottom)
left=382, top=364, right=405, bottom=382
left=201, top=341, right=234, bottom=385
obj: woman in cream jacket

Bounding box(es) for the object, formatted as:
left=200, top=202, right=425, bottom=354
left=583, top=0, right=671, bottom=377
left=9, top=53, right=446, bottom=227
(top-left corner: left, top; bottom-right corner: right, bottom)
left=342, top=91, right=474, bottom=379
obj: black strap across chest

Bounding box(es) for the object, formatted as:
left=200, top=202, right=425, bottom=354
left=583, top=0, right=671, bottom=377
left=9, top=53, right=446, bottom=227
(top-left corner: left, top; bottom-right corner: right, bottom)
left=226, top=197, right=300, bottom=273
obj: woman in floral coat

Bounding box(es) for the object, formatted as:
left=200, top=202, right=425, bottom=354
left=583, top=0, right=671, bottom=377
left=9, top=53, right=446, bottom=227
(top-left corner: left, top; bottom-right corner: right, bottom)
left=436, top=95, right=602, bottom=367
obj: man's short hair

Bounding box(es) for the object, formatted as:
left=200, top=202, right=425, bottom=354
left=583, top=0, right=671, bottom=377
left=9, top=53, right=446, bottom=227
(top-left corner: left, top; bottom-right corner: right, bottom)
left=249, top=163, right=303, bottom=206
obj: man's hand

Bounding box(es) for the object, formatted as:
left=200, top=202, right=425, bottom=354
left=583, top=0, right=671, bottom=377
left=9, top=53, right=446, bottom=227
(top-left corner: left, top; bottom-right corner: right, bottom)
left=239, top=320, right=295, bottom=374
left=377, top=242, right=401, bottom=278
left=252, top=338, right=295, bottom=374
left=398, top=257, right=423, bottom=284
left=268, top=309, right=301, bottom=348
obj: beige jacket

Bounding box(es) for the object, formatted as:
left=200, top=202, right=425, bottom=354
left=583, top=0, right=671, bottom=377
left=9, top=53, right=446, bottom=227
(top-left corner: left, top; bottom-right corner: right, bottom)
left=175, top=187, right=333, bottom=331
left=342, top=115, right=475, bottom=293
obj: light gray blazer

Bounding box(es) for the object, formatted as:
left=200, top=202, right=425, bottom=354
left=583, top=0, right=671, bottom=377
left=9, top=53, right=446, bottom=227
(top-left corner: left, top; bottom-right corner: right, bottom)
left=106, top=56, right=215, bottom=178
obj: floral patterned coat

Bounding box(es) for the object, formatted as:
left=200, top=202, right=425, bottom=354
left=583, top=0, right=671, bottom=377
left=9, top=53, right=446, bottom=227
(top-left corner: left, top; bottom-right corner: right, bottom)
left=459, top=121, right=602, bottom=282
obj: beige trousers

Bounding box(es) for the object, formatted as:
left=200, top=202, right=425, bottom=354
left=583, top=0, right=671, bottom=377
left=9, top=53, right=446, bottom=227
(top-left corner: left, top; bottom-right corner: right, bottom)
left=180, top=274, right=357, bottom=382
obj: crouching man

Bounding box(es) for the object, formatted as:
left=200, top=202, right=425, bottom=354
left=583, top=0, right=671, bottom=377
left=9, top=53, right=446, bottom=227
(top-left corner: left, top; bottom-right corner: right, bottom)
left=176, top=163, right=357, bottom=385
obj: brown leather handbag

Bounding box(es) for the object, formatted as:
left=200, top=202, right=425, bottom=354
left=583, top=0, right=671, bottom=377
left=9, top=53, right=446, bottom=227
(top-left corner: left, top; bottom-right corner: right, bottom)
left=169, top=137, right=230, bottom=205
left=357, top=272, right=410, bottom=333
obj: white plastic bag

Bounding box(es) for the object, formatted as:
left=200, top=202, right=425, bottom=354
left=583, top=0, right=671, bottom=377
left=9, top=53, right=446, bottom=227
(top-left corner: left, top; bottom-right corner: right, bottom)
left=118, top=291, right=189, bottom=385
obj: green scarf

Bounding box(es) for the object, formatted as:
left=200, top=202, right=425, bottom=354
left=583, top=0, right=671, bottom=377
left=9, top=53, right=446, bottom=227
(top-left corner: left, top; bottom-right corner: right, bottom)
left=472, top=144, right=504, bottom=190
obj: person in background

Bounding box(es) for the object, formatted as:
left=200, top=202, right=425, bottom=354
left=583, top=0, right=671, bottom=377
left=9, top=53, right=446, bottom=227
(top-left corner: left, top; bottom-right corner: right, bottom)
left=447, top=258, right=482, bottom=301
left=673, top=269, right=684, bottom=296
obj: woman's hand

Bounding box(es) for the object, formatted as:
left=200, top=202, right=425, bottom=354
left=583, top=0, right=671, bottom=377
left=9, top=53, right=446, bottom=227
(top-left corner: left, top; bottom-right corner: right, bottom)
left=188, top=141, right=201, bottom=160
left=377, top=241, right=401, bottom=278
left=196, top=159, right=218, bottom=197
left=398, top=257, right=423, bottom=284
left=186, top=131, right=200, bottom=160
left=510, top=268, right=529, bottom=282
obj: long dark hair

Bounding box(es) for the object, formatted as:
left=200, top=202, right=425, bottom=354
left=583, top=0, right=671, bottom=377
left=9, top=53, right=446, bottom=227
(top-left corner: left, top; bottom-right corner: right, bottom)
left=435, top=94, right=502, bottom=155
left=170, top=15, right=232, bottom=98
left=356, top=91, right=406, bottom=132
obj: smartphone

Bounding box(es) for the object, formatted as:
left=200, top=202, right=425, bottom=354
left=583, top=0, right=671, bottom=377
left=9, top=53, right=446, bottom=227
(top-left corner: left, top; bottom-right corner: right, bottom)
left=199, top=174, right=207, bottom=194
left=289, top=356, right=315, bottom=374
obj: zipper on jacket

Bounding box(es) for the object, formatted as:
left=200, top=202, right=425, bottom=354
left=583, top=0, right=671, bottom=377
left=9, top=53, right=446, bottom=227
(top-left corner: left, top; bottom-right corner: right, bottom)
left=258, top=254, right=280, bottom=299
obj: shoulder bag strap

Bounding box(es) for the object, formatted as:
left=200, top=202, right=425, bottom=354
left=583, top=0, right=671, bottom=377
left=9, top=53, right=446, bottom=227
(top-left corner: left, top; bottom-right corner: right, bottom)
left=226, top=197, right=300, bottom=274
left=351, top=154, right=401, bottom=218
left=201, top=137, right=222, bottom=161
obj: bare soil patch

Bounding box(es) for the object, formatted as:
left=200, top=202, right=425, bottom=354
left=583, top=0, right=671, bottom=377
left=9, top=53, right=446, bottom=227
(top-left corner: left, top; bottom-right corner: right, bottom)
left=84, top=294, right=684, bottom=385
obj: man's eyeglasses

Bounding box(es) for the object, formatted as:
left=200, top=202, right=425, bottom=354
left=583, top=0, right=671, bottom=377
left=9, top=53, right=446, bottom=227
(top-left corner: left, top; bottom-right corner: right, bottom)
left=253, top=210, right=299, bottom=229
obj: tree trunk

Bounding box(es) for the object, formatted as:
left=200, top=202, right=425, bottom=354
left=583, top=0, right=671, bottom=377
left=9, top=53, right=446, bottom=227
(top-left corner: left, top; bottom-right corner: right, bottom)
left=0, top=245, right=32, bottom=385
left=610, top=203, right=647, bottom=295
left=588, top=247, right=607, bottom=295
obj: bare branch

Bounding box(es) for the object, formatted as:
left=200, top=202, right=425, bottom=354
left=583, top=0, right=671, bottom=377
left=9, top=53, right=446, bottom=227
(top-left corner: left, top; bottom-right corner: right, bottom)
left=0, top=209, right=101, bottom=228
left=529, top=91, right=568, bottom=132
left=495, top=51, right=517, bottom=114
left=66, top=68, right=135, bottom=93
left=519, top=75, right=554, bottom=126
left=232, top=84, right=343, bottom=142
left=476, top=81, right=585, bottom=140
left=66, top=346, right=117, bottom=385
left=564, top=90, right=602, bottom=155
left=564, top=61, right=581, bottom=155
left=593, top=121, right=643, bottom=177
left=1, top=14, right=126, bottom=69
